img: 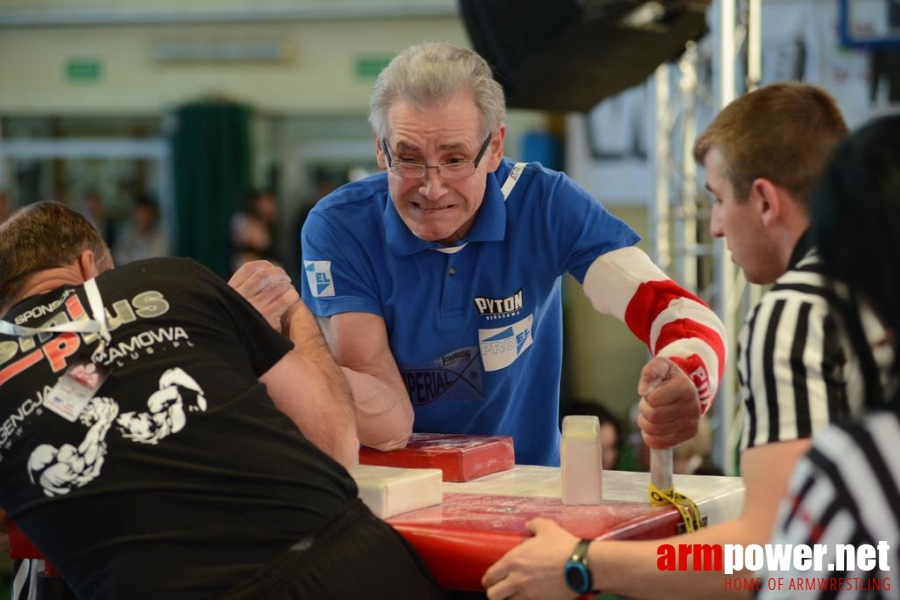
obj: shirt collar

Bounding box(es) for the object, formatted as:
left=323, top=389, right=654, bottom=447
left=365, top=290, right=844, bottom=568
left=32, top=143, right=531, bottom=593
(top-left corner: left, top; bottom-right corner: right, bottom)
left=787, top=229, right=812, bottom=270
left=384, top=171, right=508, bottom=257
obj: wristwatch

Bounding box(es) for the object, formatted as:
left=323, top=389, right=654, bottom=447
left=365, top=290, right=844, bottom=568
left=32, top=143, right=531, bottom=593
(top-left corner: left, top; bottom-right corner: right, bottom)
left=564, top=538, right=598, bottom=594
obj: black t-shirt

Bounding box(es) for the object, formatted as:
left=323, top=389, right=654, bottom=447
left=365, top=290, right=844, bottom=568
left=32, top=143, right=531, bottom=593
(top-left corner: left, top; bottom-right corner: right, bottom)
left=0, top=258, right=357, bottom=599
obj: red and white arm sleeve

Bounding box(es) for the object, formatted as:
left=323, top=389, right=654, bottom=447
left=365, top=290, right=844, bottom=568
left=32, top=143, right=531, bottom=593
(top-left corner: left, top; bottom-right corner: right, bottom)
left=582, top=246, right=727, bottom=414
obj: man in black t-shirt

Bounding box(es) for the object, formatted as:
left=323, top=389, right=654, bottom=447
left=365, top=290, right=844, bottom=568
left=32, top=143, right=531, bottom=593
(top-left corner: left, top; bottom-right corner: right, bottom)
left=0, top=202, right=441, bottom=600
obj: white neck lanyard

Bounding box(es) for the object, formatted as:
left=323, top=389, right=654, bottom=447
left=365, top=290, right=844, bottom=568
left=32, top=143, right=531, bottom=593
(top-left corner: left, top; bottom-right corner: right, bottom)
left=0, top=278, right=111, bottom=343
left=500, top=162, right=526, bottom=200
left=430, top=162, right=527, bottom=255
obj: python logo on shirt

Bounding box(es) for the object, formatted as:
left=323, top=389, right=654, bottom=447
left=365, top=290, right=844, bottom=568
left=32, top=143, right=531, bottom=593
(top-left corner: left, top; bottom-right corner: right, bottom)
left=473, top=289, right=524, bottom=321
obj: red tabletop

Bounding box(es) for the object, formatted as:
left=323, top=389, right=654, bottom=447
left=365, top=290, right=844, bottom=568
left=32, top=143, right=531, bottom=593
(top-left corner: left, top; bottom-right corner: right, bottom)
left=8, top=467, right=745, bottom=593
left=388, top=491, right=682, bottom=591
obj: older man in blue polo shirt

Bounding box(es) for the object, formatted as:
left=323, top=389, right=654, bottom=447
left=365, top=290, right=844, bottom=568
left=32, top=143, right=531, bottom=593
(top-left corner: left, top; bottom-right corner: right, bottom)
left=293, top=42, right=726, bottom=467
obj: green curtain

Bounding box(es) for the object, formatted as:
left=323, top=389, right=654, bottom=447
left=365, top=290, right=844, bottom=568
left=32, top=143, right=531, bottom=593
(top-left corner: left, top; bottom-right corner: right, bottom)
left=170, top=100, right=252, bottom=277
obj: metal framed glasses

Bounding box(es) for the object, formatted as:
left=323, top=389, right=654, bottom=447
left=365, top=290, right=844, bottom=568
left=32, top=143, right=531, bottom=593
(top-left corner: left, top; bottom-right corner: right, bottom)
left=381, top=134, right=493, bottom=180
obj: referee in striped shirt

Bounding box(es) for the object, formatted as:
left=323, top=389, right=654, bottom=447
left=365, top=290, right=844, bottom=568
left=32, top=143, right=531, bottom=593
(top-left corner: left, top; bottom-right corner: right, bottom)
left=480, top=83, right=894, bottom=600
left=759, top=115, right=900, bottom=598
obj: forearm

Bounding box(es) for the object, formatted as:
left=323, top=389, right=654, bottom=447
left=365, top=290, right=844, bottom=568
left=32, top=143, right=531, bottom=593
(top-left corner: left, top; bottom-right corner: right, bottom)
left=595, top=444, right=805, bottom=598
left=315, top=311, right=414, bottom=451
left=288, top=354, right=358, bottom=468
left=278, top=303, right=359, bottom=467
left=583, top=247, right=727, bottom=411
left=341, top=366, right=413, bottom=451
left=592, top=518, right=759, bottom=599
left=283, top=301, right=348, bottom=394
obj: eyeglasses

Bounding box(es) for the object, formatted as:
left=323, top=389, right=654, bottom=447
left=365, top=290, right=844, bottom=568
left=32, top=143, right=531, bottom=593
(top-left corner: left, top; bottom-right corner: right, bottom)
left=381, top=134, right=493, bottom=180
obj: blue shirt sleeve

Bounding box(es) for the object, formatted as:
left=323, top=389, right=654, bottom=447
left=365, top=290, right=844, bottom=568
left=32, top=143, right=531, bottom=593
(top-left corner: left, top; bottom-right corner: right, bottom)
left=514, top=165, right=640, bottom=283
left=300, top=209, right=386, bottom=318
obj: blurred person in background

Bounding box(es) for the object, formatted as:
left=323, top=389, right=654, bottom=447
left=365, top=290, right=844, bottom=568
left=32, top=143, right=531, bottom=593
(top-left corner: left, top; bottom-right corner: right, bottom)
left=672, top=416, right=722, bottom=476
left=230, top=189, right=280, bottom=273
left=560, top=398, right=624, bottom=470
left=113, top=194, right=169, bottom=265
left=80, top=190, right=118, bottom=249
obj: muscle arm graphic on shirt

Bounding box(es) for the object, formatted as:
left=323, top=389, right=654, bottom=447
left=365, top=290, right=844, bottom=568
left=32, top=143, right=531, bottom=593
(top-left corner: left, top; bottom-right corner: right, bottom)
left=27, top=397, right=119, bottom=497
left=117, top=368, right=207, bottom=445
left=27, top=369, right=207, bottom=496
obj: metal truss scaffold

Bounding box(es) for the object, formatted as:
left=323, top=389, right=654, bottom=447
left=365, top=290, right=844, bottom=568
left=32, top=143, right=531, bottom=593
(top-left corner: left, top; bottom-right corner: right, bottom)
left=648, top=0, right=763, bottom=475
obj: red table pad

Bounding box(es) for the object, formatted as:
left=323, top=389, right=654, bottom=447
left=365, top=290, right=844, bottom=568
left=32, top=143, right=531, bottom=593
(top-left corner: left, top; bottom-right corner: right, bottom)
left=359, top=433, right=515, bottom=482
left=388, top=491, right=682, bottom=591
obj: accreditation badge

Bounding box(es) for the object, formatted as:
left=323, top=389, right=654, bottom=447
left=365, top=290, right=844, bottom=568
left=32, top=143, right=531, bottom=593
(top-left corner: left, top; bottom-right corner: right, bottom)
left=44, top=358, right=112, bottom=422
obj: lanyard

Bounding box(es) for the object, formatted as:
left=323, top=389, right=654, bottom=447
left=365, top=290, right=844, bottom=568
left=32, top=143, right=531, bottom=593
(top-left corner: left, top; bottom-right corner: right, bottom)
left=0, top=278, right=111, bottom=344
left=430, top=162, right=527, bottom=256
left=500, top=161, right=526, bottom=200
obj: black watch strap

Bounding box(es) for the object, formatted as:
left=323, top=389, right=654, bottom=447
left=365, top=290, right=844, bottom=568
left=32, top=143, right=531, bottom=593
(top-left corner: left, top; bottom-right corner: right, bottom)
left=564, top=538, right=599, bottom=594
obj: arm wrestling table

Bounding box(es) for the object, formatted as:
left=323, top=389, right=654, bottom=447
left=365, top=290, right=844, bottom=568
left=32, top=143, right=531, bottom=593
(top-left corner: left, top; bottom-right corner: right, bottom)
left=7, top=467, right=745, bottom=595
left=386, top=465, right=745, bottom=591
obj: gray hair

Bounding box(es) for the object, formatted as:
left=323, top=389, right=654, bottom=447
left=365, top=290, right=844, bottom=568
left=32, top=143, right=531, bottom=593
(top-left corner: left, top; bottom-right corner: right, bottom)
left=368, top=41, right=506, bottom=141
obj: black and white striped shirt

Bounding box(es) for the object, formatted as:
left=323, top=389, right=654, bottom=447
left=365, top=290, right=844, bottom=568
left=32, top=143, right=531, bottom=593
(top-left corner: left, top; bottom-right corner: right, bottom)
left=737, top=239, right=886, bottom=451
left=759, top=410, right=900, bottom=598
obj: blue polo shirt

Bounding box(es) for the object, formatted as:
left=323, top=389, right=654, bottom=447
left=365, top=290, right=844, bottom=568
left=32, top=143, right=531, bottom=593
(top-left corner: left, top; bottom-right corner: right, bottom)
left=301, top=158, right=639, bottom=466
